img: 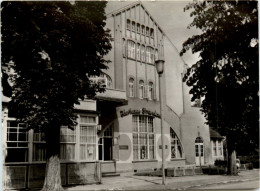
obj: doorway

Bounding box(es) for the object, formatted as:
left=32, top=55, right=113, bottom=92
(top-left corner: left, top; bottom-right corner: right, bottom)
left=99, top=125, right=113, bottom=161
left=195, top=137, right=204, bottom=166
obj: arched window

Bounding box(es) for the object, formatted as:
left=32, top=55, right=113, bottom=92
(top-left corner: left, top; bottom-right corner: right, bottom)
left=150, top=28, right=154, bottom=38
left=141, top=25, right=145, bottom=35
left=141, top=45, right=145, bottom=62
left=139, top=80, right=144, bottom=99
left=129, top=78, right=134, bottom=97
left=136, top=44, right=140, bottom=60
left=137, top=23, right=141, bottom=33
left=127, top=19, right=131, bottom=30
left=148, top=82, right=153, bottom=100
left=127, top=41, right=135, bottom=59
left=146, top=27, right=150, bottom=36
left=170, top=128, right=183, bottom=159
left=132, top=21, right=135, bottom=31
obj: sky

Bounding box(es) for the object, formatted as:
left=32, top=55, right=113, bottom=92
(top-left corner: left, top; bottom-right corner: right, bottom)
left=105, top=1, right=202, bottom=66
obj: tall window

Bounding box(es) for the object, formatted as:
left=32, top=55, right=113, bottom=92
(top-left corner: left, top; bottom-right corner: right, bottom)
left=212, top=140, right=223, bottom=157
left=136, top=44, right=140, bottom=60
left=141, top=45, right=145, bottom=62
left=129, top=78, right=134, bottom=97
left=132, top=21, right=135, bottom=31
left=133, top=115, right=154, bottom=160
left=139, top=80, right=144, bottom=99
left=127, top=41, right=135, bottom=59
left=146, top=47, right=154, bottom=63
left=137, top=23, right=140, bottom=33
left=146, top=27, right=150, bottom=36
left=6, top=121, right=28, bottom=162
left=170, top=128, right=183, bottom=159
left=60, top=126, right=76, bottom=160
left=33, top=130, right=46, bottom=161
left=155, top=49, right=158, bottom=60
left=148, top=82, right=154, bottom=100
left=127, top=19, right=131, bottom=30
left=150, top=28, right=154, bottom=38
left=141, top=25, right=145, bottom=35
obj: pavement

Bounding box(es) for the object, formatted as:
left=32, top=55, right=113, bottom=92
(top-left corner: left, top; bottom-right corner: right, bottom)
left=64, top=169, right=260, bottom=190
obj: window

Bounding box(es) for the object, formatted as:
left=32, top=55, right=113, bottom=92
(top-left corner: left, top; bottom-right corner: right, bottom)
left=129, top=78, right=134, bottom=97
left=33, top=130, right=46, bottom=161
left=150, top=28, right=154, bottom=38
left=127, top=41, right=135, bottom=59
left=148, top=82, right=154, bottom=100
left=139, top=80, right=144, bottom=99
left=212, top=140, right=223, bottom=157
left=141, top=25, right=145, bottom=35
left=133, top=115, right=154, bottom=160
left=132, top=21, right=135, bottom=31
left=6, top=121, right=28, bottom=162
left=89, top=73, right=113, bottom=89
left=80, top=125, right=96, bottom=161
left=136, top=44, right=140, bottom=60
left=60, top=126, right=76, bottom=161
left=137, top=23, right=140, bottom=33
left=127, top=19, right=131, bottom=30
left=146, top=47, right=154, bottom=63
left=218, top=141, right=222, bottom=156
left=146, top=27, right=150, bottom=36
left=213, top=141, right=217, bottom=156
left=170, top=128, right=183, bottom=159
left=141, top=45, right=145, bottom=62
left=155, top=49, right=158, bottom=60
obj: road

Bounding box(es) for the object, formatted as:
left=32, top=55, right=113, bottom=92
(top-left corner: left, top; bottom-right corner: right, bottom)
left=197, top=179, right=260, bottom=189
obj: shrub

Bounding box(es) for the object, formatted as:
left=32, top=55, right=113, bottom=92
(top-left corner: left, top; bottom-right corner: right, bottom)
left=214, top=160, right=227, bottom=166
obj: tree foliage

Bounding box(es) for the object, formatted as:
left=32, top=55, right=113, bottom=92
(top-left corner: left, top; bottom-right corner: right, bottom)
left=2, top=1, right=112, bottom=131
left=181, top=0, right=258, bottom=156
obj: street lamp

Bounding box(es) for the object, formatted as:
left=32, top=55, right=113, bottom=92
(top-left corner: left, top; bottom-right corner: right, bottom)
left=155, top=59, right=166, bottom=185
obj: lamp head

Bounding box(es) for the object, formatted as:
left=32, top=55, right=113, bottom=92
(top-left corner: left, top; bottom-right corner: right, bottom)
left=155, top=60, right=165, bottom=75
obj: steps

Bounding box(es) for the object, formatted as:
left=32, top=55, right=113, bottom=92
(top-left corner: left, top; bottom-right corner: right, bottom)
left=102, top=172, right=120, bottom=177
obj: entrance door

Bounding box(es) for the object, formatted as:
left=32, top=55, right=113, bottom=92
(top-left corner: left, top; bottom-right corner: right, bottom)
left=99, top=124, right=113, bottom=161
left=195, top=137, right=204, bottom=166
left=104, top=138, right=113, bottom=160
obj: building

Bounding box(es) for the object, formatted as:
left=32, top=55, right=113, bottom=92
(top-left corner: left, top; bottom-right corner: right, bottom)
left=2, top=2, right=224, bottom=189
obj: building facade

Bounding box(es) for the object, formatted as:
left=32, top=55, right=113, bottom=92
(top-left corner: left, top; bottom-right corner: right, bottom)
left=2, top=2, right=223, bottom=189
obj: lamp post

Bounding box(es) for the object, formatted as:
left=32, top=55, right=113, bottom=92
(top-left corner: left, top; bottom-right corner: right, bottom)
left=155, top=59, right=166, bottom=185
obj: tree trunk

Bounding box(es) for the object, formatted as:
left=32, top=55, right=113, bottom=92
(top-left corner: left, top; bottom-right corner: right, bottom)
left=227, top=149, right=238, bottom=175
left=41, top=126, right=64, bottom=191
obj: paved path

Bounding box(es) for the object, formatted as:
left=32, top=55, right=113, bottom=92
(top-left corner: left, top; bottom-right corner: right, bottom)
left=65, top=169, right=260, bottom=190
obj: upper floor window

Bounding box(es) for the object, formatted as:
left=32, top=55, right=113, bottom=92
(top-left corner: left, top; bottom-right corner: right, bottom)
left=141, top=45, right=145, bottom=62
left=155, top=49, right=158, bottom=60
left=146, top=47, right=154, bottom=63
left=139, top=80, right=144, bottom=99
left=137, top=23, right=141, bottom=33
left=132, top=21, right=136, bottom=31
left=146, top=27, right=150, bottom=36
left=90, top=73, right=113, bottom=89
left=129, top=78, right=134, bottom=97
left=148, top=82, right=154, bottom=100
left=136, top=44, right=140, bottom=60
left=141, top=25, right=145, bottom=35
left=150, top=29, right=154, bottom=38
left=127, top=40, right=135, bottom=59
left=127, top=19, right=131, bottom=30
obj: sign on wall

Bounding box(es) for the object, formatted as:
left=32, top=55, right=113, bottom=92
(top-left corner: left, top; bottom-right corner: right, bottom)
left=120, top=108, right=160, bottom=118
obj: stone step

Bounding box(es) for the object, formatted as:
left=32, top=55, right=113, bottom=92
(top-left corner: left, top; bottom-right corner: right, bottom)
left=102, top=172, right=121, bottom=177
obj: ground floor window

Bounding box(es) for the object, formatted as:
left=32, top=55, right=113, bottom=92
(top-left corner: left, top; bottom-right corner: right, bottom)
left=212, top=140, right=223, bottom=157
left=5, top=121, right=28, bottom=162
left=170, top=128, right=183, bottom=159
left=133, top=115, right=154, bottom=160
left=5, top=115, right=98, bottom=163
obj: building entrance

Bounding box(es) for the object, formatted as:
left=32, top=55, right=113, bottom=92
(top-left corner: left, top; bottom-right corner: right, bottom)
left=195, top=137, right=204, bottom=166
left=99, top=125, right=113, bottom=161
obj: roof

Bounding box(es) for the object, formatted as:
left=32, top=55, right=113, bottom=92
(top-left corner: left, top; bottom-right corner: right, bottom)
left=210, top=127, right=224, bottom=139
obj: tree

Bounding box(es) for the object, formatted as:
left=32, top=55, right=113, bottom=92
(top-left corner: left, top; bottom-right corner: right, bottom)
left=180, top=0, right=258, bottom=175
left=1, top=2, right=111, bottom=190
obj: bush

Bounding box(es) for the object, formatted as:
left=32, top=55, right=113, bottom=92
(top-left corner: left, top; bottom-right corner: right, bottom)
left=238, top=155, right=260, bottom=168
left=214, top=160, right=227, bottom=166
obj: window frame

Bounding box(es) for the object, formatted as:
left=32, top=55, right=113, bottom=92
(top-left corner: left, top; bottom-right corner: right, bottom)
left=129, top=77, right=135, bottom=97
left=139, top=80, right=144, bottom=99
left=133, top=115, right=155, bottom=160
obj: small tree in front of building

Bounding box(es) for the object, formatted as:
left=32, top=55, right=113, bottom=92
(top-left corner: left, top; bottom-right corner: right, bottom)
left=1, top=2, right=111, bottom=190
left=181, top=1, right=258, bottom=175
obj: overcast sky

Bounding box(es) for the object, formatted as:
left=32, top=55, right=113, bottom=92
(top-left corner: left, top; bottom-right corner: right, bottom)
left=106, top=1, right=201, bottom=66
